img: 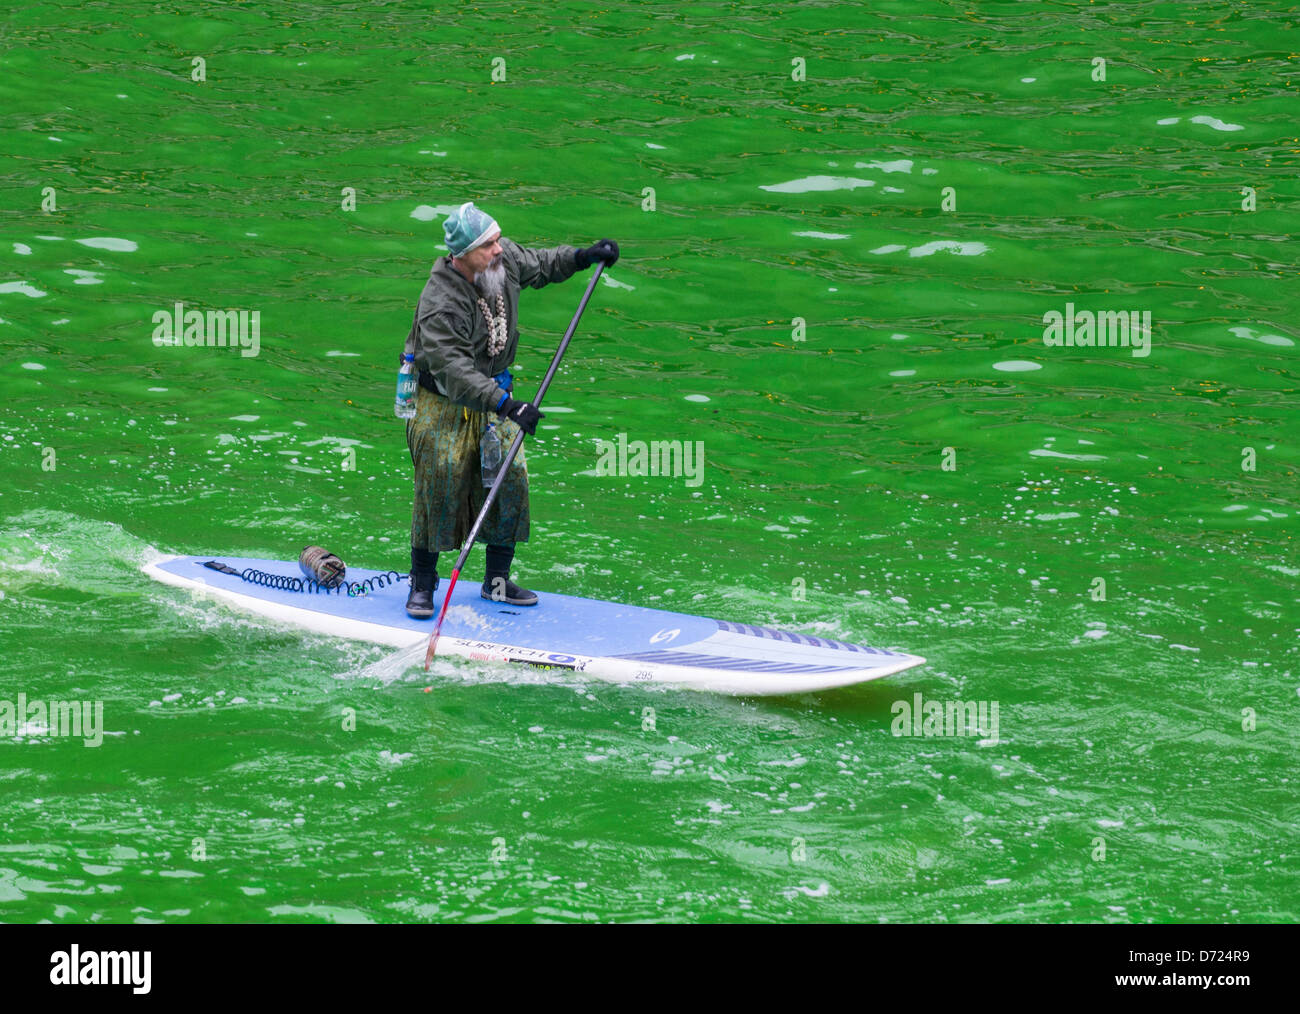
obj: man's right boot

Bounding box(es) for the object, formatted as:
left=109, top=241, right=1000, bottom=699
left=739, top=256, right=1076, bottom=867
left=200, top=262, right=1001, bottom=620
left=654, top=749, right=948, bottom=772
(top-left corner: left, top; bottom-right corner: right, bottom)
left=405, top=548, right=439, bottom=619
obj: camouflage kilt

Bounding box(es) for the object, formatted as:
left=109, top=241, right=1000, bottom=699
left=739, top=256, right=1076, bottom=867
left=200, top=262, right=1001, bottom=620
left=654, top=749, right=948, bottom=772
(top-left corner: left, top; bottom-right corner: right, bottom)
left=406, top=385, right=529, bottom=552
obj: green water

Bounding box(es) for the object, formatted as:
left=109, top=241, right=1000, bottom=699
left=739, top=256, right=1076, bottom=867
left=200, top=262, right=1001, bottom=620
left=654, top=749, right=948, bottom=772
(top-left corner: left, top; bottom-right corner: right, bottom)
left=1, top=2, right=1296, bottom=923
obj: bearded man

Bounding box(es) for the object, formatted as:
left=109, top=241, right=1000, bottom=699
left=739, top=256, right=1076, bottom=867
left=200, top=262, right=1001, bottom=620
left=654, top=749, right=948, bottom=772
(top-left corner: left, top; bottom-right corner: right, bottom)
left=401, top=201, right=618, bottom=618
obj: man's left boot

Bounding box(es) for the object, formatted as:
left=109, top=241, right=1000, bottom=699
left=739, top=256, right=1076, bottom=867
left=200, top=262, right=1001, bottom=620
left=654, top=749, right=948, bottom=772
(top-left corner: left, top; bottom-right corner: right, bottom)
left=406, top=548, right=439, bottom=619
left=481, top=543, right=538, bottom=606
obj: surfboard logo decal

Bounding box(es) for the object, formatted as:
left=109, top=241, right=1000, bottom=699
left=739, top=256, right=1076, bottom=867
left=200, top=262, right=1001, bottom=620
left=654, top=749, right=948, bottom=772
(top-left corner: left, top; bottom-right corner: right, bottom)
left=650, top=628, right=680, bottom=644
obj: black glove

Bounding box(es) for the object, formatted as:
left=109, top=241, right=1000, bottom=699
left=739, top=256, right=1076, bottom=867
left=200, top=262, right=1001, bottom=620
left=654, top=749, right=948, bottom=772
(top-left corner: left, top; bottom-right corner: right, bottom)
left=575, top=238, right=619, bottom=269
left=498, top=397, right=545, bottom=436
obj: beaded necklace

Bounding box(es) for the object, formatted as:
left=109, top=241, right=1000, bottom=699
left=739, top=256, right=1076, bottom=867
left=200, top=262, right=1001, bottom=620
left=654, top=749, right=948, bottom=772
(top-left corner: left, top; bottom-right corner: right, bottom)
left=478, top=292, right=509, bottom=356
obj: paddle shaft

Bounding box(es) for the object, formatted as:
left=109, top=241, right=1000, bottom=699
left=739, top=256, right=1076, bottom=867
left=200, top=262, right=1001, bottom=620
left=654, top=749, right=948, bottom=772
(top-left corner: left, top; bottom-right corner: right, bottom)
left=424, top=260, right=606, bottom=669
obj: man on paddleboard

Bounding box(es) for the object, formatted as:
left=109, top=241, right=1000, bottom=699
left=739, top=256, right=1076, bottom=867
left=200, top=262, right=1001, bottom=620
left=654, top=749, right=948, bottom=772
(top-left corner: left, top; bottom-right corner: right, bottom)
left=401, top=201, right=618, bottom=619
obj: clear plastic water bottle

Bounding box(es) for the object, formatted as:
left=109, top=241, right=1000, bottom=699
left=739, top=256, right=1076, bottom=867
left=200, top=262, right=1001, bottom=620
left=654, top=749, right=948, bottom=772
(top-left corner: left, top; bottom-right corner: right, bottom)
left=480, top=421, right=502, bottom=486
left=395, top=354, right=417, bottom=419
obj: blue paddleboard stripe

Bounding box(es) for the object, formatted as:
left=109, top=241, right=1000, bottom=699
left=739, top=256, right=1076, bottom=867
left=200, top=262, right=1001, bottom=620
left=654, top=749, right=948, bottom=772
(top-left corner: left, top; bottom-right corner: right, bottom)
left=611, top=650, right=862, bottom=674
left=714, top=620, right=888, bottom=655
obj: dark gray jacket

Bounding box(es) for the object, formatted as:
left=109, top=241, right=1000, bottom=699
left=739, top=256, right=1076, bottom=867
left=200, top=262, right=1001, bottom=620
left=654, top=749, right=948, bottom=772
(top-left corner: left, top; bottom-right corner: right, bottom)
left=403, top=238, right=580, bottom=412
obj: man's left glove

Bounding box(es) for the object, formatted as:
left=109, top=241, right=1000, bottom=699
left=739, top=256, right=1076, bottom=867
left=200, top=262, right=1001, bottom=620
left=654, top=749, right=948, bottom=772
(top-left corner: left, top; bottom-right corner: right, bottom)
left=498, top=397, right=545, bottom=436
left=575, top=238, right=619, bottom=269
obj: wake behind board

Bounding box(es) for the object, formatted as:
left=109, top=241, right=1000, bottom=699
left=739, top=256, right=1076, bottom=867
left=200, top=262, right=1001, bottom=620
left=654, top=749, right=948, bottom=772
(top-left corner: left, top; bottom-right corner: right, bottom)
left=143, top=555, right=925, bottom=696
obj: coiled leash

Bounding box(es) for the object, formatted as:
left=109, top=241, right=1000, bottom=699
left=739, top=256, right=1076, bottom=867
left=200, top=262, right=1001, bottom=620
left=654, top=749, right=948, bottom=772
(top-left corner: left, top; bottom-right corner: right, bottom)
left=201, top=545, right=404, bottom=598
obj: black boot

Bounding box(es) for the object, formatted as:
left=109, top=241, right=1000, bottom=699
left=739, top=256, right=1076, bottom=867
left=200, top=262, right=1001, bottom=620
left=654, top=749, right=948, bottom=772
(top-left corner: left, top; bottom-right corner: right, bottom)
left=482, top=544, right=538, bottom=606
left=405, top=548, right=439, bottom=619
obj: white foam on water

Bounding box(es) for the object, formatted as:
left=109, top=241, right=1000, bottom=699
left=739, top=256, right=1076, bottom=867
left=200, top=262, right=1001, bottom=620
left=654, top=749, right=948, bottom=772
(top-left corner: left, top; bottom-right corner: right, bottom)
left=1158, top=114, right=1243, bottom=131
left=75, top=237, right=137, bottom=252
left=21, top=363, right=46, bottom=370
left=793, top=231, right=850, bottom=239
left=889, top=369, right=916, bottom=377
left=351, top=640, right=431, bottom=684
left=675, top=54, right=695, bottom=61
left=0, top=281, right=46, bottom=297
left=784, top=882, right=830, bottom=898
left=325, top=350, right=360, bottom=356
left=1229, top=325, right=1293, bottom=347
left=684, top=394, right=710, bottom=403
left=760, top=175, right=874, bottom=193
left=300, top=435, right=370, bottom=449
left=871, top=244, right=906, bottom=254
left=855, top=159, right=912, bottom=173
left=64, top=269, right=103, bottom=285
left=13, top=243, right=31, bottom=255
left=1190, top=114, right=1243, bottom=131
left=908, top=240, right=990, bottom=257
left=646, top=142, right=665, bottom=149
left=417, top=150, right=447, bottom=156
left=410, top=204, right=460, bottom=221
left=229, top=414, right=260, bottom=422
left=600, top=273, right=635, bottom=290
left=1020, top=77, right=1036, bottom=83
left=993, top=360, right=1041, bottom=372
left=1029, top=448, right=1107, bottom=461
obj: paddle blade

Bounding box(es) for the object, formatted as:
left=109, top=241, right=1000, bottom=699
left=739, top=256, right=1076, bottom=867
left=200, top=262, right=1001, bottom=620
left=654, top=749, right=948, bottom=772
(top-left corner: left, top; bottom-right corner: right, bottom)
left=423, top=568, right=461, bottom=670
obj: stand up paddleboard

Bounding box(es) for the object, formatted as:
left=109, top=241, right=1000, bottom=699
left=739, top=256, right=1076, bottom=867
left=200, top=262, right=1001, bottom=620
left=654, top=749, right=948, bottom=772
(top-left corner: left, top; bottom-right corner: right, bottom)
left=142, top=555, right=924, bottom=695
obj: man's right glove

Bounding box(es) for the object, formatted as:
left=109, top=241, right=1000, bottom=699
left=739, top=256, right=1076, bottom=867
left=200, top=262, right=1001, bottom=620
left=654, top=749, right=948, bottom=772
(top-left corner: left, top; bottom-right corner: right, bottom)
left=575, top=238, right=619, bottom=269
left=498, top=397, right=545, bottom=436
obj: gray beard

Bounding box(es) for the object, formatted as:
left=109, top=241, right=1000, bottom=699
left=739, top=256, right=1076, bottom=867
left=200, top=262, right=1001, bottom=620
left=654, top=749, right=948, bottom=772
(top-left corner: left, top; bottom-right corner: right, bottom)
left=473, top=258, right=506, bottom=304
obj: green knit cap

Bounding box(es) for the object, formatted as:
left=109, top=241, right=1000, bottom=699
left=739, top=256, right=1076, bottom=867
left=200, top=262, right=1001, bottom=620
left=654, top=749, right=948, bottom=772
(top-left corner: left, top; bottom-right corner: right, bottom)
left=443, top=201, right=500, bottom=257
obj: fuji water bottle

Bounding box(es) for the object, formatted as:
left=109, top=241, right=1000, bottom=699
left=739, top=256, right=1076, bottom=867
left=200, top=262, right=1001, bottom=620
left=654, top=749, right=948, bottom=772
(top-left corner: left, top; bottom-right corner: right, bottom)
left=480, top=421, right=502, bottom=486
left=395, top=354, right=417, bottom=419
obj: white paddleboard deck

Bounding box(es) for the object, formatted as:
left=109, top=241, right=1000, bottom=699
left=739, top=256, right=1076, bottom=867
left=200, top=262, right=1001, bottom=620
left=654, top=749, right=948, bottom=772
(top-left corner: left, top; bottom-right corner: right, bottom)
left=143, top=555, right=925, bottom=695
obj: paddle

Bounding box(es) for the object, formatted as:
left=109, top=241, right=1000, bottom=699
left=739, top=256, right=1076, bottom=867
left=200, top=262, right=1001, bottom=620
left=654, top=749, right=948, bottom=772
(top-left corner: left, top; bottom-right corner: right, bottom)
left=423, top=260, right=606, bottom=670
